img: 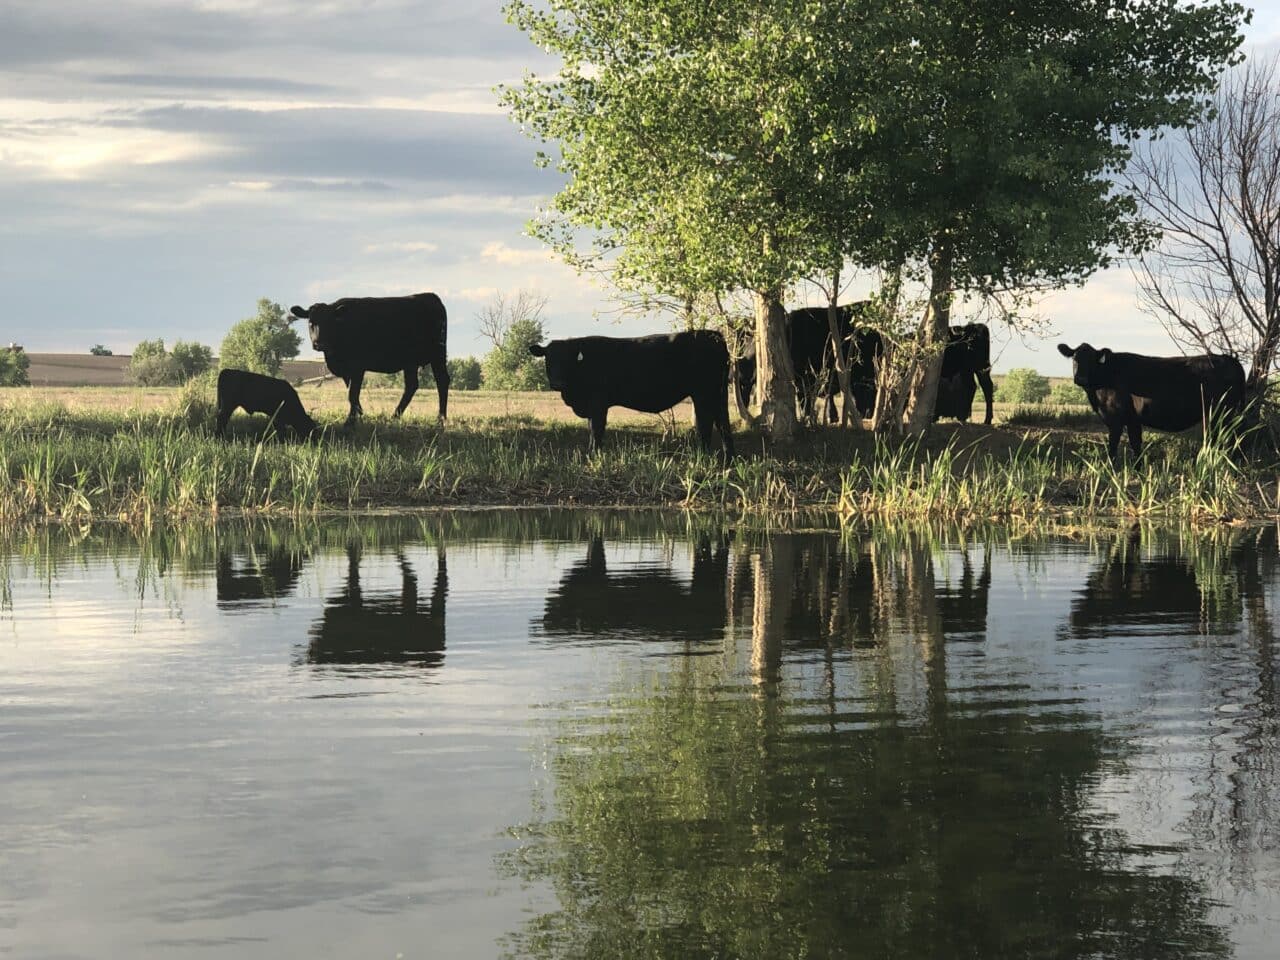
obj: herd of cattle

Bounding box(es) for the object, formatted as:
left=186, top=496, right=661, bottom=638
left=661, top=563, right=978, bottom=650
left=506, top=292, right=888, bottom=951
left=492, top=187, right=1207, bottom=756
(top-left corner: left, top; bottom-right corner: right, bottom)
left=214, top=290, right=1248, bottom=461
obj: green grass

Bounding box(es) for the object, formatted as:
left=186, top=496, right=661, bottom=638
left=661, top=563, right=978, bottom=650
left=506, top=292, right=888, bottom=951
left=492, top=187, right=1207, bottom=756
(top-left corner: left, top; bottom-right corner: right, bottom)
left=0, top=387, right=1274, bottom=524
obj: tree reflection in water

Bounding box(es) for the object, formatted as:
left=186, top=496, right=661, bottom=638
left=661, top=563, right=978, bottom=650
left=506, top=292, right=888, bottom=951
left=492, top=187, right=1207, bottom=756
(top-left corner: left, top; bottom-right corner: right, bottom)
left=502, top=528, right=1231, bottom=960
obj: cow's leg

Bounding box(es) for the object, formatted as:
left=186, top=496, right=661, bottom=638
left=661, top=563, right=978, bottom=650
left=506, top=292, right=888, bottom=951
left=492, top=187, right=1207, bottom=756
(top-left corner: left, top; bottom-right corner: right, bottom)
left=692, top=395, right=716, bottom=452
left=215, top=405, right=231, bottom=437
left=1128, top=419, right=1144, bottom=460
left=977, top=367, right=995, bottom=425
left=588, top=408, right=608, bottom=453
left=346, top=372, right=365, bottom=422
left=715, top=390, right=735, bottom=458
left=394, top=365, right=418, bottom=418
left=1107, top=422, right=1124, bottom=462
left=429, top=355, right=450, bottom=422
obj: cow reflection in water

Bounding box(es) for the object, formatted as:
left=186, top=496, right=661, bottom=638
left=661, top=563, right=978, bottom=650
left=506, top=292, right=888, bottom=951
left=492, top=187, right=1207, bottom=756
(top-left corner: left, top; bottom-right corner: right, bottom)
left=1065, top=527, right=1239, bottom=638
left=307, top=545, right=448, bottom=671
left=538, top=535, right=730, bottom=643
left=216, top=546, right=306, bottom=608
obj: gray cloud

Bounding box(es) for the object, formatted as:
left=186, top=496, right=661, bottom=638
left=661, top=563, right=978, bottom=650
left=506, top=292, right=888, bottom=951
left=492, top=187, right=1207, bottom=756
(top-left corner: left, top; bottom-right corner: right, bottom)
left=93, top=73, right=346, bottom=96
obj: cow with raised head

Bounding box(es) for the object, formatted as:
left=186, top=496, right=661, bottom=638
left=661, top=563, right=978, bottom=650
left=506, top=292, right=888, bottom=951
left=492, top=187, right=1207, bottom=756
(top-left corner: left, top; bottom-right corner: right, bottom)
left=1057, top=342, right=1246, bottom=459
left=215, top=368, right=317, bottom=438
left=528, top=330, right=734, bottom=455
left=289, top=292, right=448, bottom=423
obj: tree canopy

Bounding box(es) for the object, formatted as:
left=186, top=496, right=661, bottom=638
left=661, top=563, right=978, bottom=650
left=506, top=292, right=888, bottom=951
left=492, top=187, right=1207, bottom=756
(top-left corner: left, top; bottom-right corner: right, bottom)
left=503, top=0, right=1248, bottom=435
left=220, top=299, right=303, bottom=376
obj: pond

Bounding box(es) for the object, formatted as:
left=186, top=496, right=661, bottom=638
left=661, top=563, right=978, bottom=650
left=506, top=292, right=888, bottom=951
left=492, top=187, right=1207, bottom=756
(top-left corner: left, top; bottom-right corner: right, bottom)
left=2, top=512, right=1278, bottom=959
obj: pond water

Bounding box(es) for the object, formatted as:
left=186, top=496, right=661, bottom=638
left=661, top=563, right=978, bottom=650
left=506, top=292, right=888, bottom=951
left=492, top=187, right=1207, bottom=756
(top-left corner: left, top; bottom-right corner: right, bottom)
left=2, top=512, right=1278, bottom=959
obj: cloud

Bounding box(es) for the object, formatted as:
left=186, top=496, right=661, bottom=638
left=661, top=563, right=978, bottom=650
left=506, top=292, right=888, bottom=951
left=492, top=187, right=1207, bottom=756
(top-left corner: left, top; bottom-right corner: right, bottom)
left=362, top=240, right=440, bottom=254
left=481, top=240, right=550, bottom=265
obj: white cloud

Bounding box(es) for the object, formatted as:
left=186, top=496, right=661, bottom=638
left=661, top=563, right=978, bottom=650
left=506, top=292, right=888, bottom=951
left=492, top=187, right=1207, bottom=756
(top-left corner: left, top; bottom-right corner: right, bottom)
left=480, top=240, right=550, bottom=265
left=361, top=240, right=440, bottom=254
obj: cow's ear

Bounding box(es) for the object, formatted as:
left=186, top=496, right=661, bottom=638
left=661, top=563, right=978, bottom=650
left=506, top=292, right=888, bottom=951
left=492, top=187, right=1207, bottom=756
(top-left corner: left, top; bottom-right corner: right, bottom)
left=1056, top=343, right=1074, bottom=358
left=528, top=343, right=546, bottom=357
left=290, top=305, right=309, bottom=319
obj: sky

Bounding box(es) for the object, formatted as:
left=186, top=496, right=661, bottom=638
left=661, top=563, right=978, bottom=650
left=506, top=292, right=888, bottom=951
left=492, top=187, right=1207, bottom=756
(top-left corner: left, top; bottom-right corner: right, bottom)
left=2, top=1, right=1279, bottom=373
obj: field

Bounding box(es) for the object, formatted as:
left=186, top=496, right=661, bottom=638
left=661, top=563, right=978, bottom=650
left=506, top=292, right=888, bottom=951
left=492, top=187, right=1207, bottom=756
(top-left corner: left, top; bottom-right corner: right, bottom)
left=0, top=381, right=1272, bottom=525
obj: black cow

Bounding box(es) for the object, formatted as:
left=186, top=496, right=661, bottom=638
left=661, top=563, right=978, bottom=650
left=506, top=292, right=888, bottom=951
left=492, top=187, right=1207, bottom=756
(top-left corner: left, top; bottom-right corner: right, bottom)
left=289, top=292, right=448, bottom=423
left=215, top=368, right=317, bottom=438
left=1057, top=342, right=1246, bottom=459
left=935, top=323, right=995, bottom=424
left=787, top=305, right=883, bottom=423
left=528, top=331, right=734, bottom=455
left=734, top=305, right=883, bottom=424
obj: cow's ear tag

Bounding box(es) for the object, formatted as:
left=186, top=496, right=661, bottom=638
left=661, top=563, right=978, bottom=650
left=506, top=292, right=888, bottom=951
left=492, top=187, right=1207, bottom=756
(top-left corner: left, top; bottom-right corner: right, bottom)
left=577, top=351, right=584, bottom=362
left=1099, top=354, right=1107, bottom=364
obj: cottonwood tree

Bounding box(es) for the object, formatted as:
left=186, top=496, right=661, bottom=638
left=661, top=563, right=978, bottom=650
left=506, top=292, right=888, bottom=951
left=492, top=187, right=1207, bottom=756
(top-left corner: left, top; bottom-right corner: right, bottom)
left=476, top=289, right=550, bottom=349
left=850, top=0, right=1248, bottom=432
left=504, top=0, right=1247, bottom=438
left=503, top=1, right=888, bottom=441
left=219, top=299, right=302, bottom=376
left=1130, top=53, right=1280, bottom=402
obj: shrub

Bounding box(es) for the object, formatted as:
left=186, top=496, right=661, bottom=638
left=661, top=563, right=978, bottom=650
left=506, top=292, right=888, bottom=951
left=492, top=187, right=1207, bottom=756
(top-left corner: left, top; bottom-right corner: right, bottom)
left=483, top=317, right=550, bottom=390
left=0, top=346, right=30, bottom=386
left=89, top=344, right=113, bottom=356
left=998, top=368, right=1051, bottom=404
left=448, top=356, right=483, bottom=390
left=129, top=339, right=183, bottom=386
left=1049, top=380, right=1089, bottom=405
left=374, top=357, right=483, bottom=390
left=219, top=298, right=302, bottom=376
left=171, top=340, right=214, bottom=381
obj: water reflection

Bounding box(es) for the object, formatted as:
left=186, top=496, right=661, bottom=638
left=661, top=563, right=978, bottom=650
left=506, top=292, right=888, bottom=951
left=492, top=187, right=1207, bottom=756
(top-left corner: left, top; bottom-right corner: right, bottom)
left=216, top=543, right=307, bottom=608
left=2, top=515, right=1280, bottom=958
left=306, top=543, right=448, bottom=673
left=537, top=534, right=731, bottom=644
left=503, top=527, right=1241, bottom=959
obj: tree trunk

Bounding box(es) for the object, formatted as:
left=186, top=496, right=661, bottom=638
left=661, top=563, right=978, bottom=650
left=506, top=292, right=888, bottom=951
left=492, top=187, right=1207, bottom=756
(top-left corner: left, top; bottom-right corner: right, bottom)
left=825, top=268, right=861, bottom=429
left=902, top=234, right=954, bottom=434
left=753, top=287, right=797, bottom=442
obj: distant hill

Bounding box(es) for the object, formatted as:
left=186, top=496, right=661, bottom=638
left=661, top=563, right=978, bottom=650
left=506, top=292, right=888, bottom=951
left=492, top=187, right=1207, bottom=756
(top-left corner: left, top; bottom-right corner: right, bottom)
left=23, top=354, right=330, bottom=387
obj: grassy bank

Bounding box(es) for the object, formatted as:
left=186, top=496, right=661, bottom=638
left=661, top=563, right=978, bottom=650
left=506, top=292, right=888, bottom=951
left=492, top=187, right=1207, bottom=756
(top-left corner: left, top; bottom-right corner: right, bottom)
left=0, top=386, right=1274, bottom=524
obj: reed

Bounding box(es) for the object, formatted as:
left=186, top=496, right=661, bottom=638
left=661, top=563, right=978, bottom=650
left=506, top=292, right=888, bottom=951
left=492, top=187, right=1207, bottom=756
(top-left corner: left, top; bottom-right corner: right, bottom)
left=0, top=393, right=1273, bottom=524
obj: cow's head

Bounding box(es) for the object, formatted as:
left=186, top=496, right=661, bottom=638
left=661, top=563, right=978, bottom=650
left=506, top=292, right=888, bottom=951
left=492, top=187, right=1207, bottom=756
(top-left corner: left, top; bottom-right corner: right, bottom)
left=528, top=340, right=585, bottom=391
left=289, top=302, right=339, bottom=352
left=1057, top=342, right=1112, bottom=389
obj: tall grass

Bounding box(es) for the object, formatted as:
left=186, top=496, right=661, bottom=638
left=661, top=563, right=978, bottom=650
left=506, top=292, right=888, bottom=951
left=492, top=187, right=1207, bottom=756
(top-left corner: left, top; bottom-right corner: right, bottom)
left=0, top=394, right=1272, bottom=523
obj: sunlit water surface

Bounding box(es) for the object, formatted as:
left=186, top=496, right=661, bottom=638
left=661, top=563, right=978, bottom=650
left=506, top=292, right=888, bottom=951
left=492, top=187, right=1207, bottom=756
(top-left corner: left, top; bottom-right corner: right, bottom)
left=2, top=512, right=1278, bottom=959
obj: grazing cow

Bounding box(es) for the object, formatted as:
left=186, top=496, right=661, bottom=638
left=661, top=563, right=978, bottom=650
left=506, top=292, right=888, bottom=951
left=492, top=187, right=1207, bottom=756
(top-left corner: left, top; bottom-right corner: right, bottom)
left=528, top=331, right=734, bottom=455
left=215, top=368, right=317, bottom=438
left=289, top=292, right=448, bottom=423
left=935, top=323, right=995, bottom=424
left=1057, top=342, right=1246, bottom=459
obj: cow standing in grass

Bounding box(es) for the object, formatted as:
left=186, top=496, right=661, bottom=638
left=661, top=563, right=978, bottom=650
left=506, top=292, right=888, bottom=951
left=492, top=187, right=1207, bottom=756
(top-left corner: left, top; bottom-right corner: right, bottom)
left=215, top=368, right=317, bottom=438
left=935, top=324, right=995, bottom=424
left=528, top=331, right=734, bottom=456
left=289, top=293, right=448, bottom=424
left=1057, top=342, right=1246, bottom=459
